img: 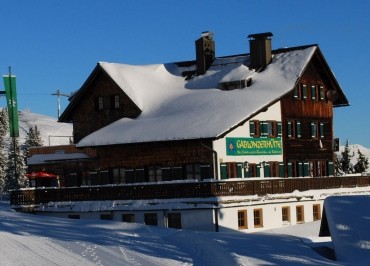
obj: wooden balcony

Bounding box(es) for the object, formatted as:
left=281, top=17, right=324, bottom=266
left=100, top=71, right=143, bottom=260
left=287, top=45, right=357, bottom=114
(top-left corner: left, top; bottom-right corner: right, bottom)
left=10, top=175, right=370, bottom=207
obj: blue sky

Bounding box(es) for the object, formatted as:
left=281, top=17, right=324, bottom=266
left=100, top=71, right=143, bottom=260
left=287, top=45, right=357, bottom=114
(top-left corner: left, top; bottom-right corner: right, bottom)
left=0, top=0, right=369, bottom=147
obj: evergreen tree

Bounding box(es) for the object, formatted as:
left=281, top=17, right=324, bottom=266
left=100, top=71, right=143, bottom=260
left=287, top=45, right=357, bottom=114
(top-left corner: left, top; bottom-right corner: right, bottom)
left=340, top=140, right=354, bottom=174
left=354, top=149, right=369, bottom=174
left=23, top=125, right=43, bottom=162
left=6, top=137, right=27, bottom=190
left=334, top=152, right=343, bottom=176
left=0, top=108, right=9, bottom=192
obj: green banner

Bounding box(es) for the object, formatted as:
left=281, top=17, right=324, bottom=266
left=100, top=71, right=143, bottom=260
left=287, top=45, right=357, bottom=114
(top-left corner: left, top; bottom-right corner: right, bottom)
left=226, top=137, right=282, bottom=156
left=3, top=75, right=19, bottom=137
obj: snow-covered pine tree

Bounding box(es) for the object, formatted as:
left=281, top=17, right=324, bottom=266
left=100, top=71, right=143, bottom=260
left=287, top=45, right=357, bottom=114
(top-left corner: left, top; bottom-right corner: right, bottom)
left=354, top=149, right=369, bottom=174
left=0, top=108, right=9, bottom=192
left=340, top=140, right=354, bottom=174
left=334, top=152, right=343, bottom=176
left=5, top=137, right=27, bottom=190
left=23, top=125, right=43, bottom=162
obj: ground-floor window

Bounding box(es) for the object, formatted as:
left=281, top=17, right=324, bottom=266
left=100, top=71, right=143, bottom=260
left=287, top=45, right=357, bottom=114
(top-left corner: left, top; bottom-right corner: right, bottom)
left=168, top=213, right=182, bottom=229
left=221, top=162, right=243, bottom=179
left=296, top=205, right=304, bottom=223
left=238, top=210, right=247, bottom=229
left=253, top=208, right=263, bottom=228
left=282, top=206, right=290, bottom=223
left=122, top=213, right=135, bottom=223
left=313, top=204, right=321, bottom=221
left=144, top=213, right=158, bottom=226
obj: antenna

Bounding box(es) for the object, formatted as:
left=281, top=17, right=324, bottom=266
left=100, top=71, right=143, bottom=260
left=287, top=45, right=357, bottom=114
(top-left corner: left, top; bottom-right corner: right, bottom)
left=52, top=89, right=71, bottom=119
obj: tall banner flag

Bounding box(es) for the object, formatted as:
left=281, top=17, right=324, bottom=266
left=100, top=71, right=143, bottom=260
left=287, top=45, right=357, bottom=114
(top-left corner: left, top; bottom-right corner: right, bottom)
left=3, top=75, right=19, bottom=137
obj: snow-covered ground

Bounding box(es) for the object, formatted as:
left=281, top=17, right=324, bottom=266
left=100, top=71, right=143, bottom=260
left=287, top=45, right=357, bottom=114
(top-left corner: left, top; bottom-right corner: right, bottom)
left=0, top=200, right=350, bottom=266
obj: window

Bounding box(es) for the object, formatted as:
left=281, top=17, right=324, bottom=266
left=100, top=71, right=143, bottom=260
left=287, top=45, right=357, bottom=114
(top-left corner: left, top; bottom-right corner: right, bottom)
left=287, top=120, right=301, bottom=139
left=313, top=204, right=321, bottom=221
left=249, top=120, right=260, bottom=137
left=294, top=83, right=307, bottom=100
left=111, top=95, right=120, bottom=109
left=168, top=213, right=182, bottom=229
left=144, top=213, right=158, bottom=226
left=311, top=84, right=317, bottom=100
left=311, top=122, right=324, bottom=139
left=319, top=85, right=325, bottom=101
left=269, top=161, right=279, bottom=177
left=253, top=209, right=263, bottom=228
left=122, top=213, right=135, bottom=223
left=296, top=205, right=304, bottom=223
left=221, top=162, right=242, bottom=179
left=258, top=121, right=281, bottom=138
left=186, top=164, right=201, bottom=180
left=290, top=161, right=299, bottom=177
left=95, top=96, right=104, bottom=111
left=238, top=210, right=247, bottom=229
left=282, top=207, right=290, bottom=223
left=112, top=168, right=125, bottom=184
left=318, top=161, right=328, bottom=177
left=247, top=163, right=259, bottom=177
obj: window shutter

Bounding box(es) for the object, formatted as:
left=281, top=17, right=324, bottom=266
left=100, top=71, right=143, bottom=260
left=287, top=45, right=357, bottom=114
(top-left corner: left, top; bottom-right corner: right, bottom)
left=287, top=162, right=293, bottom=177
left=311, top=122, right=316, bottom=138
left=264, top=163, right=270, bottom=178
left=298, top=162, right=303, bottom=177
left=256, top=164, right=261, bottom=177
left=279, top=162, right=285, bottom=177
left=328, top=161, right=334, bottom=176
left=277, top=122, right=282, bottom=137
left=294, top=86, right=299, bottom=99
left=311, top=85, right=316, bottom=100
left=319, top=86, right=325, bottom=100
left=220, top=163, right=227, bottom=180
left=237, top=163, right=243, bottom=178
left=320, top=122, right=324, bottom=138
left=302, top=84, right=307, bottom=99
left=249, top=121, right=255, bottom=137
left=297, top=121, right=301, bottom=138
left=287, top=121, right=292, bottom=138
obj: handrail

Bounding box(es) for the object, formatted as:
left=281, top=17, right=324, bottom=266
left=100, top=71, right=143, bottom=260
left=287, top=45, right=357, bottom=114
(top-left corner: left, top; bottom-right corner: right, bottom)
left=10, top=175, right=370, bottom=207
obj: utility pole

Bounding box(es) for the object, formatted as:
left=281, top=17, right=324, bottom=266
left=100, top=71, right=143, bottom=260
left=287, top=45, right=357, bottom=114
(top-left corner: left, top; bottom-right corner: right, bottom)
left=52, top=89, right=70, bottom=119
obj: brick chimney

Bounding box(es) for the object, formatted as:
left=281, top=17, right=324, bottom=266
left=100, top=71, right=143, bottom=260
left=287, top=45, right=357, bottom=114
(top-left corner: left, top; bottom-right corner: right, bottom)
left=248, top=32, right=273, bottom=70
left=195, top=31, right=215, bottom=75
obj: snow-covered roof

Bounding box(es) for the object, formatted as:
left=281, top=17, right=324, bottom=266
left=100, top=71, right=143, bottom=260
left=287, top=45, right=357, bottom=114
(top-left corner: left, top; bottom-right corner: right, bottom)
left=77, top=46, right=317, bottom=147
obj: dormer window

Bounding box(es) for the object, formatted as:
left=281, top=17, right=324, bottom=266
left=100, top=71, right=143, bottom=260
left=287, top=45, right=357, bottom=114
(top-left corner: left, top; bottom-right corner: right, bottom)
left=219, top=78, right=252, bottom=91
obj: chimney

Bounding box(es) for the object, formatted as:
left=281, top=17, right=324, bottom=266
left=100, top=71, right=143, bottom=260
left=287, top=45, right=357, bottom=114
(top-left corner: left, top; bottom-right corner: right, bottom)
left=248, top=32, right=273, bottom=70
left=195, top=31, right=215, bottom=75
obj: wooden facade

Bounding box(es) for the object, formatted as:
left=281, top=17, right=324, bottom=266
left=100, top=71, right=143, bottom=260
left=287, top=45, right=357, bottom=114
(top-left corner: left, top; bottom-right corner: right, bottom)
left=280, top=58, right=335, bottom=177
left=62, top=67, right=142, bottom=143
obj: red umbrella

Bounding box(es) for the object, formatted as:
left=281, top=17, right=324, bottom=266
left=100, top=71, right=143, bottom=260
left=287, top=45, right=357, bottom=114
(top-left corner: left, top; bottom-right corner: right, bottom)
left=26, top=171, right=57, bottom=179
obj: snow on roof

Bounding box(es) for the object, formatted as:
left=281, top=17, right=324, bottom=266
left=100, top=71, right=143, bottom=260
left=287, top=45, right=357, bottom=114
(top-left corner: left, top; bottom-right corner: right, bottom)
left=321, top=195, right=370, bottom=264
left=77, top=46, right=316, bottom=147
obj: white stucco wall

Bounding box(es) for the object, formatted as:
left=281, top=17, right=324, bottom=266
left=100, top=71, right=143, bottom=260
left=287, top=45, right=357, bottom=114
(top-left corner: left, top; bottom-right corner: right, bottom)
left=217, top=199, right=323, bottom=233
left=213, top=101, right=283, bottom=179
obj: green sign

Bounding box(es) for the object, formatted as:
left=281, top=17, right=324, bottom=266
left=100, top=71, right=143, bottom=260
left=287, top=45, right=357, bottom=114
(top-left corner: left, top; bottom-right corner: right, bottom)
left=3, top=75, right=19, bottom=137
left=226, top=137, right=282, bottom=156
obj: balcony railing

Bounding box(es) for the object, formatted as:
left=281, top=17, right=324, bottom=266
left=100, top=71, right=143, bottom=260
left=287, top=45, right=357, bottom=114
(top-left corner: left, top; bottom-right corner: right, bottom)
left=10, top=175, right=370, bottom=207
